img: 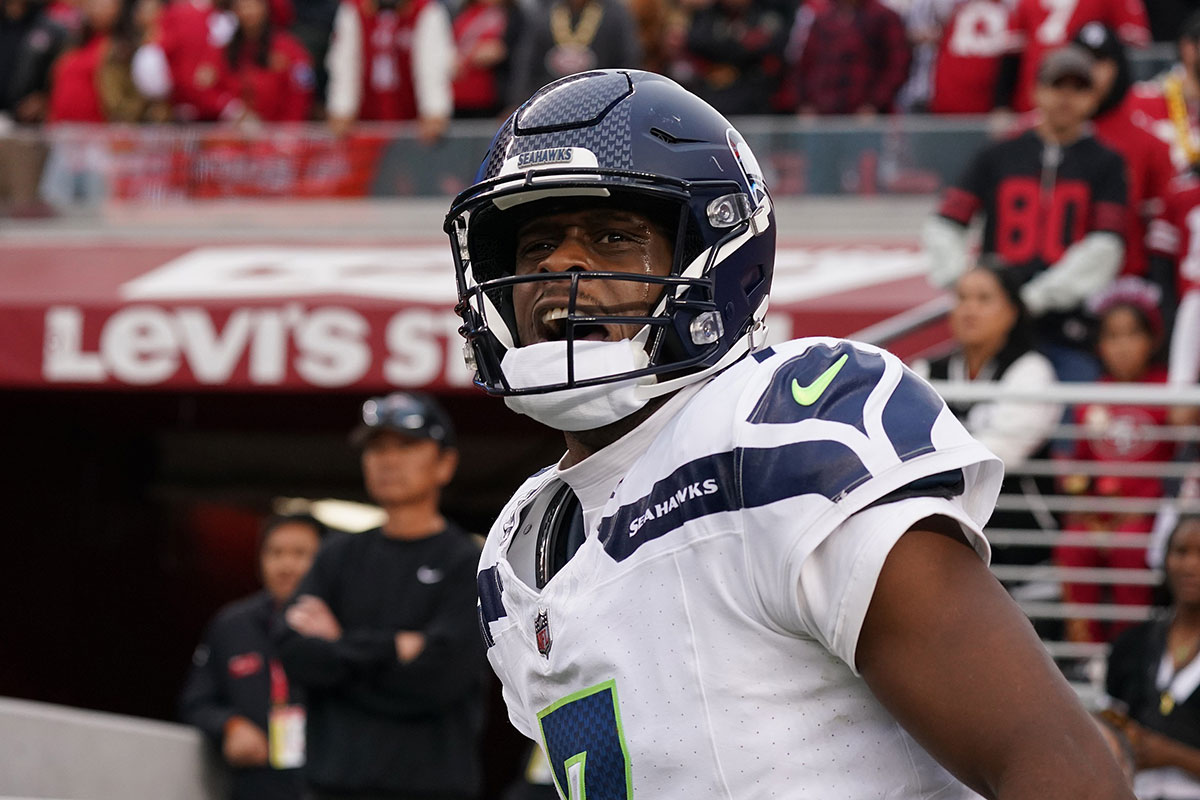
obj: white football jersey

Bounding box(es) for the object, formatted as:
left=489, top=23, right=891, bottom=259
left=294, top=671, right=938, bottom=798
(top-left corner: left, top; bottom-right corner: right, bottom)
left=478, top=337, right=1004, bottom=799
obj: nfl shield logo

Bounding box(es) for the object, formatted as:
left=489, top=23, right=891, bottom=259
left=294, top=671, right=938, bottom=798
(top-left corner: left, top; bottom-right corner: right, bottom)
left=534, top=610, right=552, bottom=657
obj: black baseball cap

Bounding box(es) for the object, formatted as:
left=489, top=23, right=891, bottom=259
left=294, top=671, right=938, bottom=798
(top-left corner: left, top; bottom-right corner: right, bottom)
left=351, top=392, right=456, bottom=449
left=1038, top=45, right=1096, bottom=86
left=1073, top=22, right=1123, bottom=62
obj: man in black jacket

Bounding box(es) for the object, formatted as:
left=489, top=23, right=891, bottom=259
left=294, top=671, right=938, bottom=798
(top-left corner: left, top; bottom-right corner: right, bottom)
left=181, top=514, right=326, bottom=800
left=277, top=392, right=486, bottom=800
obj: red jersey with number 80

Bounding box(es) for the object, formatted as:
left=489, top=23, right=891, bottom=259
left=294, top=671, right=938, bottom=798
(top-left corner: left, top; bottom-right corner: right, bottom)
left=938, top=128, right=1128, bottom=272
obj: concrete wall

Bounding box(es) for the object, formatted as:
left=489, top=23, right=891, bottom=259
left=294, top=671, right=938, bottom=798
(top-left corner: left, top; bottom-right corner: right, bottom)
left=0, top=697, right=227, bottom=800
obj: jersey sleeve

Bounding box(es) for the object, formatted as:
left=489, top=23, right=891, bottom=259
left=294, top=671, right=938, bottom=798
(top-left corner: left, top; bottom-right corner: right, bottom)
left=795, top=493, right=989, bottom=671
left=938, top=146, right=990, bottom=225
left=1092, top=148, right=1130, bottom=235
left=731, top=339, right=1003, bottom=657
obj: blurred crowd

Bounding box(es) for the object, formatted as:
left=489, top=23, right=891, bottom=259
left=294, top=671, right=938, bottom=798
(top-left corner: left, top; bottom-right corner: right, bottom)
left=0, top=0, right=1196, bottom=133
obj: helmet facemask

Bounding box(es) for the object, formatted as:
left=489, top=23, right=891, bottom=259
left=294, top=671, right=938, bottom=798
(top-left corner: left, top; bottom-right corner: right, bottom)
left=448, top=176, right=769, bottom=399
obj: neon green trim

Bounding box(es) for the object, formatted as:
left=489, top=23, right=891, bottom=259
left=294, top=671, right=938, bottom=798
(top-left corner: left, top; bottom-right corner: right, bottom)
left=791, top=353, right=848, bottom=406
left=564, top=752, right=587, bottom=800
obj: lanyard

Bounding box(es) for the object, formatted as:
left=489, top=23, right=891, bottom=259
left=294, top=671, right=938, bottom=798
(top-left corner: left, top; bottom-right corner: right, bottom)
left=269, top=658, right=289, bottom=707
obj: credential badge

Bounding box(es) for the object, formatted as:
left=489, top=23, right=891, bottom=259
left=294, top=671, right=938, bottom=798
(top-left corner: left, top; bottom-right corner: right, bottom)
left=534, top=609, right=552, bottom=658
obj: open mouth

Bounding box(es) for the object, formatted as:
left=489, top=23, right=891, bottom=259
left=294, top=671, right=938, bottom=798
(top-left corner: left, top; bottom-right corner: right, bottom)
left=536, top=307, right=612, bottom=343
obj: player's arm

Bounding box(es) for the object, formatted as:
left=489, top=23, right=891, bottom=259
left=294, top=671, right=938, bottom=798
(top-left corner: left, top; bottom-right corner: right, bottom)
left=924, top=150, right=988, bottom=288
left=338, top=549, right=486, bottom=718
left=856, top=517, right=1133, bottom=800
left=178, top=622, right=234, bottom=741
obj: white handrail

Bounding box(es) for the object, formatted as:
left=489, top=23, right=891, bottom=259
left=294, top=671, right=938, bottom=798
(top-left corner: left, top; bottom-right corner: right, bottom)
left=929, top=380, right=1200, bottom=406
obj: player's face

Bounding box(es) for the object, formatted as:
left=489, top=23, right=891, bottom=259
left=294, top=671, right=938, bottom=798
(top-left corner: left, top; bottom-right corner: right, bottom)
left=233, top=0, right=268, bottom=31
left=1090, top=59, right=1118, bottom=101
left=361, top=430, right=457, bottom=508
left=1097, top=306, right=1155, bottom=381
left=260, top=522, right=321, bottom=603
left=1167, top=521, right=1200, bottom=608
left=1034, top=79, right=1096, bottom=132
left=511, top=208, right=674, bottom=347
left=949, top=268, right=1018, bottom=351
left=1182, top=38, right=1200, bottom=80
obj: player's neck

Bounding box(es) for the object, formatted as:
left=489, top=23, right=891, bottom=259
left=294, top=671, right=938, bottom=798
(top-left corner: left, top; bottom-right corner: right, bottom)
left=1035, top=121, right=1083, bottom=146
left=381, top=502, right=446, bottom=540
left=1186, top=67, right=1200, bottom=101
left=962, top=340, right=1003, bottom=380
left=1174, top=604, right=1200, bottom=633
left=560, top=395, right=672, bottom=467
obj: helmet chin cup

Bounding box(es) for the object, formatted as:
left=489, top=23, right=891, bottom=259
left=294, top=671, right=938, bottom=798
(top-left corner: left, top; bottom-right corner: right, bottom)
left=445, top=70, right=776, bottom=398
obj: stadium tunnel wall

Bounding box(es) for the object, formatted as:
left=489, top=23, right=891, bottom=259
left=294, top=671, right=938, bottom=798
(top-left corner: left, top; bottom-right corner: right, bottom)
left=0, top=695, right=227, bottom=799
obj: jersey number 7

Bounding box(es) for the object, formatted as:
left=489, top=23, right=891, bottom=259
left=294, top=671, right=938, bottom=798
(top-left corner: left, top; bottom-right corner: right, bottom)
left=538, top=680, right=634, bottom=799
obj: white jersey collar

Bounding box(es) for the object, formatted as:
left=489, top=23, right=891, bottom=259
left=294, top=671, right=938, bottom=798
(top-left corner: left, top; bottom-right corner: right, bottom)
left=556, top=382, right=705, bottom=535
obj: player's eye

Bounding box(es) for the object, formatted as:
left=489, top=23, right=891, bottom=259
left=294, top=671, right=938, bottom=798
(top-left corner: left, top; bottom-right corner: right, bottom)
left=596, top=229, right=644, bottom=246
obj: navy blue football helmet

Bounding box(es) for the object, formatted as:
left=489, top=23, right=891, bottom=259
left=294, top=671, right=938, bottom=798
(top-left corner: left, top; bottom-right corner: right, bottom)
left=444, top=69, right=776, bottom=397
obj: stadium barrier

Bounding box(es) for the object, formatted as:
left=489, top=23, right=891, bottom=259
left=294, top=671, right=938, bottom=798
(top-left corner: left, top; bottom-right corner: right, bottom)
left=0, top=117, right=1001, bottom=208
left=0, top=695, right=226, bottom=800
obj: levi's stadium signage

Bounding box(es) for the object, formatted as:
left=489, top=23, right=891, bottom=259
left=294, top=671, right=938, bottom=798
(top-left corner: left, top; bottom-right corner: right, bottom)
left=0, top=244, right=933, bottom=392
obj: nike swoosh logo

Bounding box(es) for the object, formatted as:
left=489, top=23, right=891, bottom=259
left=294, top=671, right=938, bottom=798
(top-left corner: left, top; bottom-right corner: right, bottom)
left=791, top=354, right=849, bottom=406
left=416, top=566, right=444, bottom=584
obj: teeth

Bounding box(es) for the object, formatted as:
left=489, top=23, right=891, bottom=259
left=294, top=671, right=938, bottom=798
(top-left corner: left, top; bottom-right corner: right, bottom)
left=541, top=308, right=568, bottom=324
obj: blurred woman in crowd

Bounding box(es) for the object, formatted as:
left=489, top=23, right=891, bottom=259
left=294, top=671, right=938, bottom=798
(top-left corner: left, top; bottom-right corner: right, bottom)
left=48, top=0, right=168, bottom=121
left=1107, top=514, right=1200, bottom=798
left=450, top=0, right=513, bottom=118
left=47, top=0, right=120, bottom=121
left=913, top=264, right=1060, bottom=472
left=226, top=0, right=313, bottom=120
left=912, top=265, right=1062, bottom=586
left=1056, top=278, right=1174, bottom=642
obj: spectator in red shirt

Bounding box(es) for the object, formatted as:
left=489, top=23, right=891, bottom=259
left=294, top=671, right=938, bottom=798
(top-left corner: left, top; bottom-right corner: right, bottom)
left=47, top=0, right=118, bottom=121
left=1127, top=12, right=1200, bottom=172
left=132, top=0, right=246, bottom=121
left=324, top=0, right=454, bottom=141
left=226, top=0, right=313, bottom=120
left=785, top=0, right=910, bottom=115
left=1054, top=278, right=1173, bottom=643
left=927, top=0, right=1015, bottom=114
left=1072, top=22, right=1174, bottom=285
left=1147, top=167, right=1200, bottom=396
left=450, top=0, right=512, bottom=118
left=998, top=0, right=1148, bottom=113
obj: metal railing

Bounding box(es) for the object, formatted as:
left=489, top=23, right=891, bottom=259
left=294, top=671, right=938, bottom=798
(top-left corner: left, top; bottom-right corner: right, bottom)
left=928, top=379, right=1200, bottom=705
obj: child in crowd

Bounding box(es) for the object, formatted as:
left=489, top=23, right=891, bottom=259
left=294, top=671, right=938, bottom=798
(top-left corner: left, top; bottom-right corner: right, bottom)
left=1055, top=277, right=1175, bottom=643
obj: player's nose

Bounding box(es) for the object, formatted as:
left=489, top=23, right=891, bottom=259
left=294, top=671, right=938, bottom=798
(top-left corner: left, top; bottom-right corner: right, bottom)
left=538, top=231, right=593, bottom=273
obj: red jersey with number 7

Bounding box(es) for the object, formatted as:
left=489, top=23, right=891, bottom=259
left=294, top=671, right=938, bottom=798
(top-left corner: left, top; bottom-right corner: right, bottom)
left=1006, top=0, right=1148, bottom=112
left=1147, top=170, right=1200, bottom=297
left=938, top=128, right=1128, bottom=273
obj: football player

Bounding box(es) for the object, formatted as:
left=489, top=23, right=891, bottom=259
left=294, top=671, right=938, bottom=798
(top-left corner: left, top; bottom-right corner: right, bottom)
left=446, top=69, right=1132, bottom=799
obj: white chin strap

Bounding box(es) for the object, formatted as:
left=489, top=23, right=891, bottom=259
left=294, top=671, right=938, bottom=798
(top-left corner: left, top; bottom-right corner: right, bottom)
left=498, top=298, right=769, bottom=432
left=500, top=330, right=655, bottom=432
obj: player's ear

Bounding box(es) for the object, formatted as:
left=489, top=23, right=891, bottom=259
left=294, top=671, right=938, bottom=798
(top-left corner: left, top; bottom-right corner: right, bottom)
left=434, top=447, right=459, bottom=488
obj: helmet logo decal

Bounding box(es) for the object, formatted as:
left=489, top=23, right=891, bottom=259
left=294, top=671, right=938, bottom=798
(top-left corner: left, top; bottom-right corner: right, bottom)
left=500, top=147, right=599, bottom=177
left=726, top=129, right=767, bottom=206
left=518, top=147, right=574, bottom=168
